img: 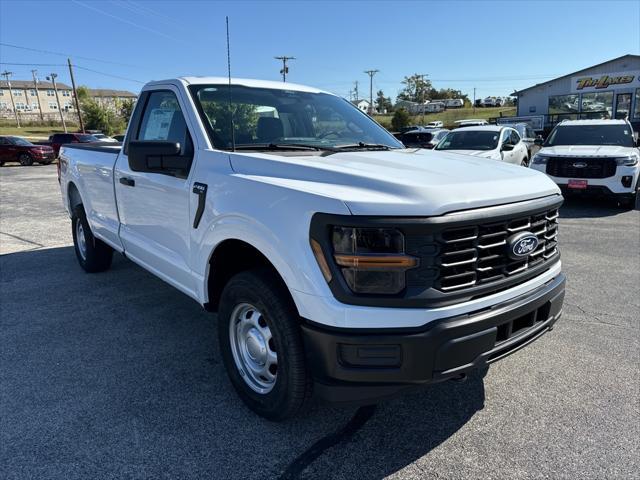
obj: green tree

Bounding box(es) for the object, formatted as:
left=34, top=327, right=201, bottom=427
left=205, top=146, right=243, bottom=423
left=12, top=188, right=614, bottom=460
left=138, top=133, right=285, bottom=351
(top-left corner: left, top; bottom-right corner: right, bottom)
left=375, top=90, right=393, bottom=113
left=397, top=74, right=433, bottom=103
left=81, top=98, right=125, bottom=136
left=118, top=99, right=135, bottom=122
left=201, top=101, right=259, bottom=147
left=391, top=108, right=410, bottom=131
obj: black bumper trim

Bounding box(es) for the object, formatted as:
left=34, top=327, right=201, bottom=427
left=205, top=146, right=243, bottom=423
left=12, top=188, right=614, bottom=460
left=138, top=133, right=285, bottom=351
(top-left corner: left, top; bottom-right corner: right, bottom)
left=301, top=273, right=565, bottom=404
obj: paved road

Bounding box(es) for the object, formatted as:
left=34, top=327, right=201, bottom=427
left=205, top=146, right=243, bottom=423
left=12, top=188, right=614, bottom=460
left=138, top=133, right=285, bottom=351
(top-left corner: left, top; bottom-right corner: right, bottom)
left=1, top=165, right=638, bottom=479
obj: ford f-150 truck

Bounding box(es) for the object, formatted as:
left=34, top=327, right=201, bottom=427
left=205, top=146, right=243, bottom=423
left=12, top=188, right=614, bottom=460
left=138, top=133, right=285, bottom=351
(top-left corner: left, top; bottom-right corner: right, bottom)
left=59, top=77, right=566, bottom=420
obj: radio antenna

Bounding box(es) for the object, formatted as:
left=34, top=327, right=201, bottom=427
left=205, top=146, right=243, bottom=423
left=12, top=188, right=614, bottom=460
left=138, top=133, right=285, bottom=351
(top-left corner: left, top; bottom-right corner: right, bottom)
left=226, top=16, right=236, bottom=152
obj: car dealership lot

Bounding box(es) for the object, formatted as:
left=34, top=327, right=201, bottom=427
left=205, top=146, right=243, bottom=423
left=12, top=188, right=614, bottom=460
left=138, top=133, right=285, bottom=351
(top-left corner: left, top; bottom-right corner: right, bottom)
left=1, top=165, right=638, bottom=479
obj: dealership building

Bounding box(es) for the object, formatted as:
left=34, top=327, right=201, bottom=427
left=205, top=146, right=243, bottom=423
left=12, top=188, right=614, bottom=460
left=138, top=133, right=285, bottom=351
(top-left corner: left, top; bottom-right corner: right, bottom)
left=514, top=54, right=640, bottom=132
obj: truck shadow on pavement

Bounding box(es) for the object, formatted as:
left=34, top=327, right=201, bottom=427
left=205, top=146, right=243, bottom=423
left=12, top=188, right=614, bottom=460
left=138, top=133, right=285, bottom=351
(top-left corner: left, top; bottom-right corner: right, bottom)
left=1, top=246, right=485, bottom=480
left=559, top=195, right=638, bottom=218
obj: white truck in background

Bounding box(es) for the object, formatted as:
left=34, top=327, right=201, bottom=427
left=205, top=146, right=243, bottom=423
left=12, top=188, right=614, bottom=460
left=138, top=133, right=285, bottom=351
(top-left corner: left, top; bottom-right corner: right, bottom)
left=531, top=119, right=639, bottom=208
left=59, top=77, right=566, bottom=420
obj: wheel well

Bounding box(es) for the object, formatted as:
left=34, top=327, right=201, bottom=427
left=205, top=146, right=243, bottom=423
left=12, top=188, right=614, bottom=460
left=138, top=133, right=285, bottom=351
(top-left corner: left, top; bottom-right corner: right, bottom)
left=206, top=239, right=293, bottom=312
left=67, top=182, right=82, bottom=212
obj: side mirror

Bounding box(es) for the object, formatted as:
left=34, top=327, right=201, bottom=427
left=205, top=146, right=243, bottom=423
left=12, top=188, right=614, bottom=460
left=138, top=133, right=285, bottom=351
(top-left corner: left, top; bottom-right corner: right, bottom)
left=128, top=140, right=189, bottom=174
left=534, top=136, right=544, bottom=146
left=501, top=143, right=515, bottom=151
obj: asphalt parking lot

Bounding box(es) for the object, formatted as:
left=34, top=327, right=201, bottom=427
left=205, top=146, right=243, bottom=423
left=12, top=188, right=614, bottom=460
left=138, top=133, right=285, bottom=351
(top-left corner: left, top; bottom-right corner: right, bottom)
left=1, top=164, right=639, bottom=479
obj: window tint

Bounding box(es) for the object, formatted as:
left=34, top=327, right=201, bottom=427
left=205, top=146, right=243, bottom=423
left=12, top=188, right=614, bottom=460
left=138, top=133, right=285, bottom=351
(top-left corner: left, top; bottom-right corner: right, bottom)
left=138, top=91, right=189, bottom=151
left=546, top=124, right=634, bottom=147
left=510, top=130, right=521, bottom=144
left=0, top=137, right=9, bottom=145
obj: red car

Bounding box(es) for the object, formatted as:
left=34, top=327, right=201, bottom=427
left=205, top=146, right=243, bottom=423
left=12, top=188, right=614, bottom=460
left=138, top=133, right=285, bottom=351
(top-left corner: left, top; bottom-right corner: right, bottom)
left=48, top=132, right=99, bottom=156
left=0, top=136, right=56, bottom=166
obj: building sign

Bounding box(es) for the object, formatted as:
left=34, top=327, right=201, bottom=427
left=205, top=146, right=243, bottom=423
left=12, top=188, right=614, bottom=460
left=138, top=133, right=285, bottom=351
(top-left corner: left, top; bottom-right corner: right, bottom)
left=571, top=70, right=639, bottom=93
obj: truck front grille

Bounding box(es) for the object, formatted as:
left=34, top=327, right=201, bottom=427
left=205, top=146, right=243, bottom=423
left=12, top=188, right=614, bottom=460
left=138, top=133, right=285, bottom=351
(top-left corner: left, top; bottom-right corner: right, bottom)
left=405, top=206, right=560, bottom=294
left=546, top=157, right=616, bottom=178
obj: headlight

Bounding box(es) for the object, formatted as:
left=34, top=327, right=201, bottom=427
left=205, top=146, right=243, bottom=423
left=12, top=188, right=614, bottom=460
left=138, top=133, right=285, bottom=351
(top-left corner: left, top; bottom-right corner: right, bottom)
left=531, top=153, right=549, bottom=164
left=328, top=227, right=418, bottom=294
left=615, top=156, right=638, bottom=166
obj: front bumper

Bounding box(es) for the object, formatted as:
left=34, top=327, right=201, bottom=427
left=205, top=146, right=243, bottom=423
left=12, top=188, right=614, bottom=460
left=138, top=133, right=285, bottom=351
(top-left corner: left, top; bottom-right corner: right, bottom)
left=301, top=273, right=565, bottom=404
left=531, top=164, right=639, bottom=194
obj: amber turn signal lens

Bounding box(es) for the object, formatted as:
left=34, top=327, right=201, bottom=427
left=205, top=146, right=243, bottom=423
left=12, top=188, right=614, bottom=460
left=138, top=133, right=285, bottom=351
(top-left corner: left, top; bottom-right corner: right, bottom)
left=334, top=254, right=418, bottom=269
left=311, top=239, right=333, bottom=283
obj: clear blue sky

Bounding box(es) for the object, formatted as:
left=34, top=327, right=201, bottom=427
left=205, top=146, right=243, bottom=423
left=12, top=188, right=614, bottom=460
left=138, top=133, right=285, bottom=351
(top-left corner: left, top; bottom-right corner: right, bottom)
left=1, top=0, right=639, bottom=101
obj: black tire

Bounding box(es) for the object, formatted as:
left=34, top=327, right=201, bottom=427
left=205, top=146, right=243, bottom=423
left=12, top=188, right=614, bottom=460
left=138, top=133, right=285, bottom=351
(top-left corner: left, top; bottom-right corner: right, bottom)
left=218, top=269, right=311, bottom=421
left=71, top=205, right=113, bottom=272
left=616, top=192, right=637, bottom=210
left=19, top=153, right=33, bottom=166
left=521, top=157, right=529, bottom=167
left=39, top=160, right=53, bottom=165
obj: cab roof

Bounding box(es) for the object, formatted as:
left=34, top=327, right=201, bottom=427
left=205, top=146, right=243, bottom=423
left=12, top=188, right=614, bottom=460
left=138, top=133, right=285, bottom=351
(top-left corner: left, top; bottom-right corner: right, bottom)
left=453, top=125, right=506, bottom=132
left=144, top=77, right=332, bottom=95
left=558, top=119, right=628, bottom=126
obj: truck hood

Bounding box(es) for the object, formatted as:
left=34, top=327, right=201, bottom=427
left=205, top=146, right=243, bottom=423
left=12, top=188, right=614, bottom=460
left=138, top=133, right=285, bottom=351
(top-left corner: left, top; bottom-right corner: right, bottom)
left=539, top=145, right=635, bottom=157
left=230, top=149, right=560, bottom=216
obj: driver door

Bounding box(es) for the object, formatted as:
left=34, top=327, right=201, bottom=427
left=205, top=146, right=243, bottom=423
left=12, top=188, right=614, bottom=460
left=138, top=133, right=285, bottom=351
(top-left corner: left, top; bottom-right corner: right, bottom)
left=114, top=87, right=197, bottom=298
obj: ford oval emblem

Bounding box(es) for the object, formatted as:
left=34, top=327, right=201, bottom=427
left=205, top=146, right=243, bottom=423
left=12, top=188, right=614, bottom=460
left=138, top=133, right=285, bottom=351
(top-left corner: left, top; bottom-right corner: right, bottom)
left=507, top=232, right=539, bottom=259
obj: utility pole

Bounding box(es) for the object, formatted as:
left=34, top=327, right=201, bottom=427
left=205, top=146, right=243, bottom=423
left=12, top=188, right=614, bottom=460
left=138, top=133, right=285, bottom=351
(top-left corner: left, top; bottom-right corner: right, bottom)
left=353, top=80, right=359, bottom=101
left=67, top=59, right=84, bottom=132
left=416, top=73, right=428, bottom=123
left=473, top=87, right=476, bottom=114
left=1, top=71, right=20, bottom=128
left=274, top=56, right=295, bottom=82
left=364, top=69, right=379, bottom=115
left=47, top=73, right=67, bottom=132
left=31, top=70, right=44, bottom=122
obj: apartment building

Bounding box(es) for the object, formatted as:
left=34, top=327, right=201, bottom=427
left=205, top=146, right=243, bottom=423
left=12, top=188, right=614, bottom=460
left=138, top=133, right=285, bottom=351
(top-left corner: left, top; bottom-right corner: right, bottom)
left=0, top=80, right=74, bottom=114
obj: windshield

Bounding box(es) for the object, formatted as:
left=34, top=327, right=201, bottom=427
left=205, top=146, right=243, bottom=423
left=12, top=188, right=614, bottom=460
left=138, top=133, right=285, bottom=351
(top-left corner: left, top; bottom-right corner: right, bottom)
left=435, top=130, right=499, bottom=151
left=11, top=137, right=34, bottom=146
left=189, top=85, right=403, bottom=151
left=545, top=124, right=635, bottom=147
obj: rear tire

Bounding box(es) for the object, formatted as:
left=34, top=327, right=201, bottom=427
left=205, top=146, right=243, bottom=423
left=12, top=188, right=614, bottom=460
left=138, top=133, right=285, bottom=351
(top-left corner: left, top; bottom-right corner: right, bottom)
left=521, top=157, right=529, bottom=167
left=218, top=269, right=311, bottom=421
left=71, top=205, right=113, bottom=272
left=19, top=153, right=33, bottom=166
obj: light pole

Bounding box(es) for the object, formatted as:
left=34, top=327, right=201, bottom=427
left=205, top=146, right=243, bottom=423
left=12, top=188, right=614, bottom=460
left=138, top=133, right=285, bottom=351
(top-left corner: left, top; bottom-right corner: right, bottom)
left=47, top=73, right=67, bottom=132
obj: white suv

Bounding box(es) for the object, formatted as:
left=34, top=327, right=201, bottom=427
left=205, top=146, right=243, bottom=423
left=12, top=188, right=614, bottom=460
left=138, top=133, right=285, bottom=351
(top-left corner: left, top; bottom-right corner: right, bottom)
left=435, top=125, right=530, bottom=166
left=530, top=119, right=640, bottom=207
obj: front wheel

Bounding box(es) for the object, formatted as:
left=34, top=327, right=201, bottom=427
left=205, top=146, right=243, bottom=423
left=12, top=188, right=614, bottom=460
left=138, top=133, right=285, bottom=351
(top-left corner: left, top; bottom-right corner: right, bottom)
left=72, top=205, right=113, bottom=272
left=19, top=153, right=33, bottom=166
left=218, top=269, right=311, bottom=421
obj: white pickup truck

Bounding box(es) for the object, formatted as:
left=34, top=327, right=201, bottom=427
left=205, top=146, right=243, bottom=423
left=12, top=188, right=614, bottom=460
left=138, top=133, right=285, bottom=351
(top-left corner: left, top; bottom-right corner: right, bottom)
left=59, top=77, right=566, bottom=420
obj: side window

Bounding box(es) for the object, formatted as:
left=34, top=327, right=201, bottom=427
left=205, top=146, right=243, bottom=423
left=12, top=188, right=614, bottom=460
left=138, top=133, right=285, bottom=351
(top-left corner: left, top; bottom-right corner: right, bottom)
left=501, top=129, right=512, bottom=145
left=137, top=91, right=190, bottom=154
left=510, top=130, right=521, bottom=144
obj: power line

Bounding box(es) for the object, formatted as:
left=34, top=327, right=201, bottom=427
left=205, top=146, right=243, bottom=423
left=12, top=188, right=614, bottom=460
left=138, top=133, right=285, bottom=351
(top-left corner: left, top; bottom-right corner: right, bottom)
left=73, top=65, right=145, bottom=84
left=0, top=42, right=138, bottom=68
left=0, top=62, right=66, bottom=67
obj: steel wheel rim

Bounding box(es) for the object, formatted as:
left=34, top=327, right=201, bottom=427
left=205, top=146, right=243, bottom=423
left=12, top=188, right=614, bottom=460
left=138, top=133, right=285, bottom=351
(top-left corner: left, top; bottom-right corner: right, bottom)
left=229, top=303, right=278, bottom=394
left=76, top=221, right=87, bottom=260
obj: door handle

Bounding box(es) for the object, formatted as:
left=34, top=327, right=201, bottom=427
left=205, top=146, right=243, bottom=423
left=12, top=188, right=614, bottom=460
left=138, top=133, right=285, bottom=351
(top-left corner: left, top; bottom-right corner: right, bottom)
left=192, top=182, right=208, bottom=228
left=119, top=177, right=135, bottom=187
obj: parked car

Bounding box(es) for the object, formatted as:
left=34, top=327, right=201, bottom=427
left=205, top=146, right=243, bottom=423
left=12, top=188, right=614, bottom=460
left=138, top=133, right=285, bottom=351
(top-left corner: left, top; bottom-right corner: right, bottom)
left=435, top=125, right=530, bottom=166
left=0, top=136, right=55, bottom=166
left=502, top=123, right=543, bottom=158
left=48, top=133, right=99, bottom=156
left=483, top=97, right=503, bottom=107
left=530, top=119, right=639, bottom=207
left=112, top=135, right=126, bottom=142
left=400, top=128, right=450, bottom=149
left=454, top=119, right=489, bottom=127
left=59, top=76, right=565, bottom=420
left=425, top=121, right=444, bottom=128
left=91, top=133, right=119, bottom=143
